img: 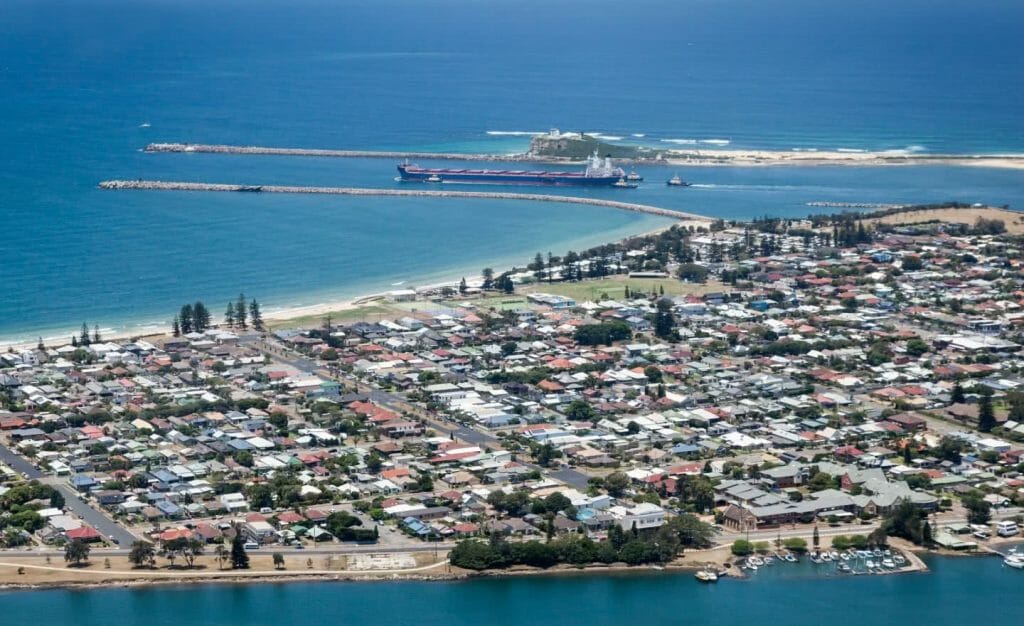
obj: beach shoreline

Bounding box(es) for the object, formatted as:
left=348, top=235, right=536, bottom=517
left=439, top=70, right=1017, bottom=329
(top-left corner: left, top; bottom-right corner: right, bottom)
left=0, top=220, right=695, bottom=351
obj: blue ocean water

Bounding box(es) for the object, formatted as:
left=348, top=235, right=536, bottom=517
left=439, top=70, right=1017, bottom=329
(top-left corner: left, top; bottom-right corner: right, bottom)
left=1, top=0, right=1022, bottom=342
left=0, top=555, right=1021, bottom=626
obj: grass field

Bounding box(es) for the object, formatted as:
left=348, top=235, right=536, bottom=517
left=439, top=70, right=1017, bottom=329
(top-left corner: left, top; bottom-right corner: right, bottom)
left=866, top=206, right=1024, bottom=234
left=267, top=304, right=395, bottom=329
left=520, top=276, right=724, bottom=301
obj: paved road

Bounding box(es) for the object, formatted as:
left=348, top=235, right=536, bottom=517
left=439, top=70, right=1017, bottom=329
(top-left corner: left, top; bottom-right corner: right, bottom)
left=0, top=441, right=138, bottom=547
left=20, top=541, right=456, bottom=558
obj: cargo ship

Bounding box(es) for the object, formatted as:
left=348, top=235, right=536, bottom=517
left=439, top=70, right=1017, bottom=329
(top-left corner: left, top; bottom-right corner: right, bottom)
left=396, top=152, right=628, bottom=187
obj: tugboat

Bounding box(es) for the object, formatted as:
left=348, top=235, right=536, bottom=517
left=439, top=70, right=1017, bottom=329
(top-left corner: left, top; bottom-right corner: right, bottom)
left=666, top=174, right=690, bottom=187
left=612, top=177, right=639, bottom=189
left=625, top=171, right=643, bottom=182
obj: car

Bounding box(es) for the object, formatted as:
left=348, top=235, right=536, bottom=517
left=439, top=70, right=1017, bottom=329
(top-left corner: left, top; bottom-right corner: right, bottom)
left=973, top=530, right=990, bottom=540
left=294, top=543, right=305, bottom=550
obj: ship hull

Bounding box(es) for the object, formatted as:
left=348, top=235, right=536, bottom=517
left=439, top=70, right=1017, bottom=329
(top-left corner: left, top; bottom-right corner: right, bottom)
left=397, top=165, right=624, bottom=187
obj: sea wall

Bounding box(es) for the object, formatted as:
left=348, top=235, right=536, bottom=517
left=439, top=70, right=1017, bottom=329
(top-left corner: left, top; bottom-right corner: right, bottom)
left=98, top=180, right=705, bottom=221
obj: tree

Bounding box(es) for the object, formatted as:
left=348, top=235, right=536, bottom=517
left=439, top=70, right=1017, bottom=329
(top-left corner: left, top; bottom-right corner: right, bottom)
left=653, top=298, right=677, bottom=340
left=458, top=277, right=467, bottom=294
left=224, top=302, right=235, bottom=327
left=80, top=323, right=91, bottom=346
left=64, top=539, right=90, bottom=566
left=951, top=382, right=965, bottom=404
left=235, top=293, right=248, bottom=330
left=812, top=525, right=820, bottom=551
left=128, top=540, right=155, bottom=568
left=249, top=299, right=264, bottom=331
left=905, top=338, right=929, bottom=357
left=164, top=536, right=204, bottom=568
left=604, top=472, right=630, bottom=498
left=92, top=324, right=101, bottom=344
left=978, top=387, right=996, bottom=433
left=230, top=528, right=250, bottom=569
left=963, top=491, right=991, bottom=525
left=564, top=399, right=596, bottom=422
left=179, top=304, right=194, bottom=334
left=574, top=320, right=632, bottom=346
left=171, top=316, right=181, bottom=337
left=677, top=263, right=708, bottom=283
left=272, top=552, right=285, bottom=570
left=481, top=268, right=494, bottom=290
left=731, top=539, right=754, bottom=556
left=215, top=544, right=228, bottom=570
left=193, top=301, right=211, bottom=332
left=365, top=451, right=384, bottom=474
left=902, top=255, right=924, bottom=271
left=535, top=443, right=560, bottom=467
left=782, top=537, right=808, bottom=553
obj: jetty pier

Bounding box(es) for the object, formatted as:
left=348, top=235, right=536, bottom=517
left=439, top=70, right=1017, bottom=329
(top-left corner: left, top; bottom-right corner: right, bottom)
left=97, top=180, right=707, bottom=222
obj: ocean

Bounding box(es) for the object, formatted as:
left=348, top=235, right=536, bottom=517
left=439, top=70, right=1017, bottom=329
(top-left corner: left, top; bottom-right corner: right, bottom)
left=1, top=0, right=1022, bottom=342
left=0, top=555, right=1021, bottom=625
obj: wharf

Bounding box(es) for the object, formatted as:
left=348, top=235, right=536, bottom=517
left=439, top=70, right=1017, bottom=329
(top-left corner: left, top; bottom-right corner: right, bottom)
left=98, top=180, right=706, bottom=221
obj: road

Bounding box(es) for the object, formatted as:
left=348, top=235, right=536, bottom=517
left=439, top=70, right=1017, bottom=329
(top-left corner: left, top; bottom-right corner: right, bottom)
left=255, top=338, right=594, bottom=490
left=0, top=441, right=138, bottom=547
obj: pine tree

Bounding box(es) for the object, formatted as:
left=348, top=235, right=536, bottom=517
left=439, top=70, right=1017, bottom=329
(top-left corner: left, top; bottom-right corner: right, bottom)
left=179, top=304, right=194, bottom=334
left=92, top=325, right=101, bottom=344
left=950, top=381, right=965, bottom=404
left=193, top=301, right=210, bottom=332
left=71, top=336, right=78, bottom=347
left=172, top=316, right=181, bottom=337
left=37, top=337, right=44, bottom=351
left=249, top=299, right=263, bottom=331
left=235, top=294, right=248, bottom=330
left=80, top=323, right=91, bottom=346
left=458, top=277, right=467, bottom=295
left=224, top=302, right=235, bottom=328
left=978, top=388, right=996, bottom=433
left=230, top=528, right=250, bottom=570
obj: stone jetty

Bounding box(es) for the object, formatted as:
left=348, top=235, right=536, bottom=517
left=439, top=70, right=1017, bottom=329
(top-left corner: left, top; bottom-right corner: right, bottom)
left=98, top=180, right=706, bottom=221
left=145, top=143, right=539, bottom=162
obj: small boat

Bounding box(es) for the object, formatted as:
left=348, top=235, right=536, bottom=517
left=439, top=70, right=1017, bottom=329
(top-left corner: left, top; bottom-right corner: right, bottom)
left=829, top=551, right=840, bottom=560
left=894, top=555, right=906, bottom=566
left=625, top=171, right=643, bottom=182
left=784, top=553, right=797, bottom=563
left=748, top=556, right=763, bottom=566
left=873, top=549, right=883, bottom=558
left=1004, top=555, right=1024, bottom=570
left=837, top=563, right=852, bottom=573
left=425, top=174, right=443, bottom=183
left=612, top=178, right=639, bottom=188
left=820, top=552, right=833, bottom=562
left=882, top=558, right=895, bottom=569
left=695, top=566, right=719, bottom=582
left=762, top=555, right=774, bottom=566
left=809, top=553, right=821, bottom=564
left=666, top=174, right=690, bottom=187
left=840, top=552, right=850, bottom=561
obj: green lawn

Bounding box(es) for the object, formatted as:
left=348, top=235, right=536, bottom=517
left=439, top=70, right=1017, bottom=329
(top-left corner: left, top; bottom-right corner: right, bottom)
left=520, top=276, right=722, bottom=302
left=267, top=304, right=395, bottom=330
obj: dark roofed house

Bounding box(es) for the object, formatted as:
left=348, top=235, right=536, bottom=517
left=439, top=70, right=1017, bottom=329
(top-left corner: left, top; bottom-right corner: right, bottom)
left=885, top=413, right=927, bottom=432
